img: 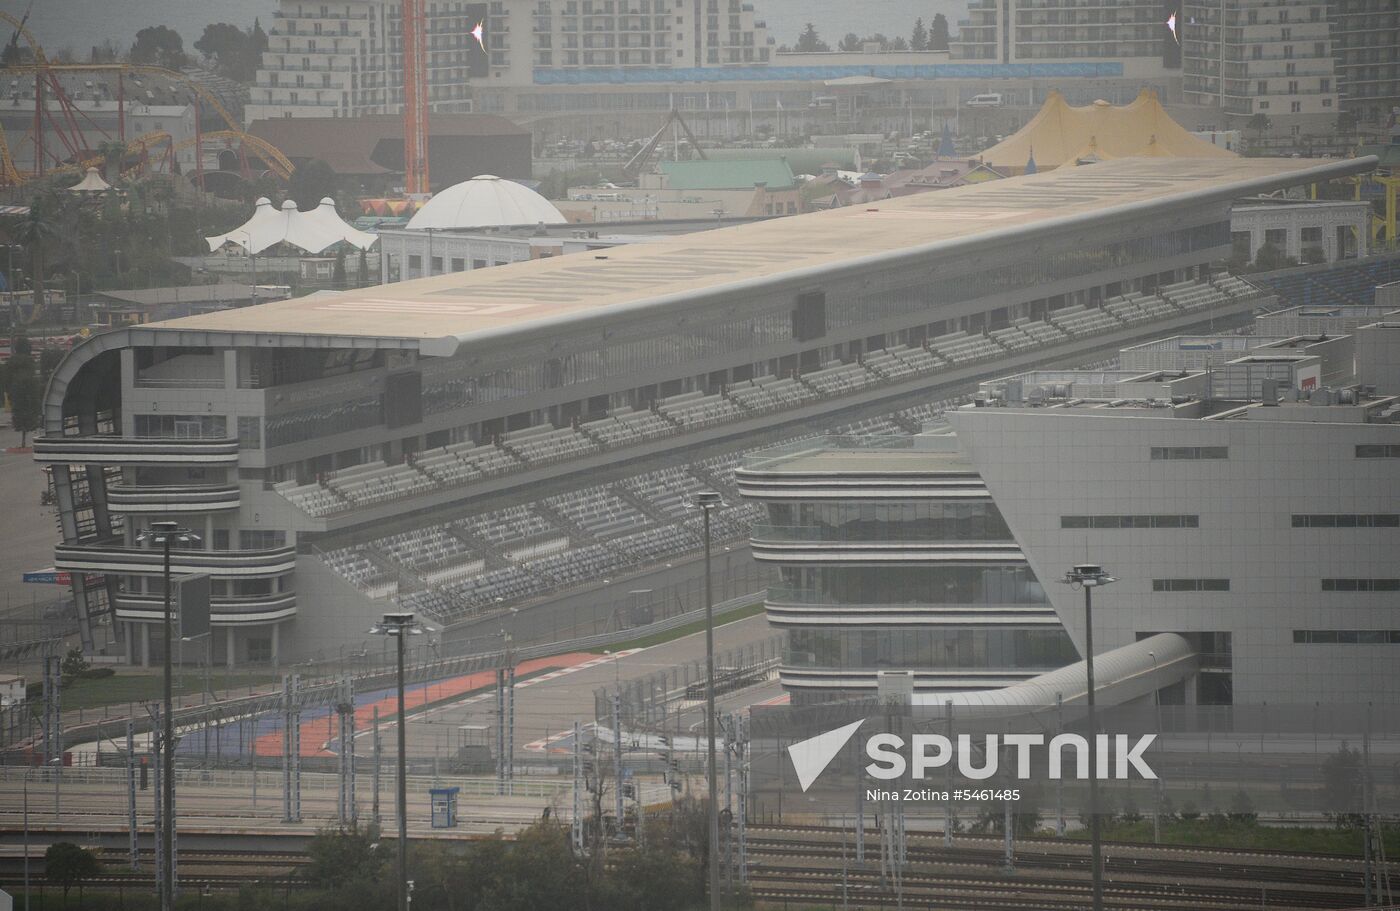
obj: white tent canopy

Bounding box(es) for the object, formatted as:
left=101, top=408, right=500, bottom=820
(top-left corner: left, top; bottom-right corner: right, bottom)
left=406, top=174, right=567, bottom=231
left=68, top=167, right=114, bottom=195
left=206, top=197, right=378, bottom=255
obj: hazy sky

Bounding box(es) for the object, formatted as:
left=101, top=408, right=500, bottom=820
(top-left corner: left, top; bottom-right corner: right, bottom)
left=13, top=0, right=964, bottom=60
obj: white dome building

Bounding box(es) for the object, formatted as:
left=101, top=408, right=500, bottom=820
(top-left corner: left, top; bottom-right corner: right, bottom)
left=406, top=174, right=567, bottom=230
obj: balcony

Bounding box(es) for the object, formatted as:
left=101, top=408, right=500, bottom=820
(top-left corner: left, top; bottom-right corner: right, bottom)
left=107, top=484, right=241, bottom=514
left=33, top=436, right=240, bottom=467
left=55, top=541, right=297, bottom=578
left=114, top=591, right=297, bottom=625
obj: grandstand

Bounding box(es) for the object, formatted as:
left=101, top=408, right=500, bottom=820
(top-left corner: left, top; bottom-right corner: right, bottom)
left=1249, top=251, right=1400, bottom=310
left=267, top=277, right=1267, bottom=521
left=34, top=155, right=1378, bottom=665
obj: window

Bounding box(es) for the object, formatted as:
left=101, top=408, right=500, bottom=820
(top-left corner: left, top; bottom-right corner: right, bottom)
left=1150, top=446, right=1227, bottom=460
left=1061, top=515, right=1199, bottom=529
left=431, top=256, right=444, bottom=273
left=1293, top=630, right=1400, bottom=644
left=237, top=416, right=262, bottom=449
left=1301, top=226, right=1322, bottom=243
left=239, top=530, right=287, bottom=550
left=1153, top=579, right=1230, bottom=592
left=1322, top=579, right=1400, bottom=592
left=1292, top=514, right=1400, bottom=527
left=408, top=254, right=422, bottom=271
left=1356, top=444, right=1400, bottom=458
left=451, top=257, right=466, bottom=272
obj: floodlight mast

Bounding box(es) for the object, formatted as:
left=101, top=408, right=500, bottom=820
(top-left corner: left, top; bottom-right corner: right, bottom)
left=136, top=520, right=199, bottom=911
left=369, top=611, right=423, bottom=911
left=1060, top=563, right=1115, bottom=911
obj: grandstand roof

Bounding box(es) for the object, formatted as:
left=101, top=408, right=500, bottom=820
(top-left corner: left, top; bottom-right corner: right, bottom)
left=980, top=89, right=1237, bottom=172
left=150, top=156, right=1375, bottom=357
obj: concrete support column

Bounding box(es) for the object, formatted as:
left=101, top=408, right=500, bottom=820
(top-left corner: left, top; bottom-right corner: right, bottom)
left=226, top=626, right=237, bottom=670
left=271, top=622, right=280, bottom=667
left=140, top=623, right=152, bottom=668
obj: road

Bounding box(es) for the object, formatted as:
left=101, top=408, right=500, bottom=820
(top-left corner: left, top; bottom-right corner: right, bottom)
left=387, top=611, right=781, bottom=761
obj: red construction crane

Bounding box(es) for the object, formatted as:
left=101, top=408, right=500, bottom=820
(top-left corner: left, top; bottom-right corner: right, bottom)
left=402, top=0, right=430, bottom=197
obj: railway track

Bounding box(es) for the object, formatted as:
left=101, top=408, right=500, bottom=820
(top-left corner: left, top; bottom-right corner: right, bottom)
left=738, top=823, right=1376, bottom=910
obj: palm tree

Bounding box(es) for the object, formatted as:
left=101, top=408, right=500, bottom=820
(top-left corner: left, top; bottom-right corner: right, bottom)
left=97, top=140, right=128, bottom=181
left=1247, top=113, right=1272, bottom=150
left=11, top=200, right=56, bottom=322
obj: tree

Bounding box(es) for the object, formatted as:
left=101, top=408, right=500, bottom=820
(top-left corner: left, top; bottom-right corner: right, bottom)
left=839, top=32, right=862, bottom=52
left=333, top=248, right=347, bottom=287
left=251, top=18, right=269, bottom=55
left=97, top=140, right=128, bottom=181
left=195, top=23, right=259, bottom=83
left=9, top=363, right=41, bottom=446
left=911, top=17, right=928, bottom=51
left=44, top=842, right=101, bottom=900
left=930, top=13, right=951, bottom=51
left=129, top=26, right=187, bottom=69
left=358, top=247, right=371, bottom=287
left=13, top=201, right=56, bottom=319
left=287, top=159, right=341, bottom=209
left=61, top=647, right=90, bottom=679
left=795, top=23, right=829, bottom=53
left=1322, top=742, right=1365, bottom=827
left=1335, top=110, right=1357, bottom=143
left=1250, top=241, right=1296, bottom=272
left=1247, top=112, right=1273, bottom=146
left=890, top=36, right=909, bottom=50
left=305, top=822, right=387, bottom=891
left=38, top=347, right=63, bottom=385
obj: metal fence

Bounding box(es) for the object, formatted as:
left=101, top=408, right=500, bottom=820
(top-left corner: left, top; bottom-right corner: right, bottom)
left=595, top=634, right=784, bottom=731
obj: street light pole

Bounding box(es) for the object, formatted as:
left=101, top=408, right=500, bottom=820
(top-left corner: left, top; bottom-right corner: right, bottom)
left=689, top=490, right=724, bottom=911
left=1061, top=564, right=1115, bottom=911
left=369, top=612, right=422, bottom=911
left=137, top=521, right=200, bottom=911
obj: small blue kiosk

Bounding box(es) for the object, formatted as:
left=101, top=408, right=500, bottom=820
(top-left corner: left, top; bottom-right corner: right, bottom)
left=429, top=786, right=460, bottom=828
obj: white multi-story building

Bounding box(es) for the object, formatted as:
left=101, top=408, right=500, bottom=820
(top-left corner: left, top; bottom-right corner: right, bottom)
left=1182, top=0, right=1340, bottom=126
left=951, top=0, right=1172, bottom=70
left=950, top=332, right=1400, bottom=705
left=246, top=0, right=481, bottom=122
left=245, top=0, right=772, bottom=123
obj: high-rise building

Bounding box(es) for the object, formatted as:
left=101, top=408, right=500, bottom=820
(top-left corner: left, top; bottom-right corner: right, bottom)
left=1329, top=0, right=1400, bottom=127
left=952, top=0, right=1173, bottom=69
left=1182, top=0, right=1340, bottom=125
left=246, top=0, right=486, bottom=122
left=245, top=0, right=772, bottom=123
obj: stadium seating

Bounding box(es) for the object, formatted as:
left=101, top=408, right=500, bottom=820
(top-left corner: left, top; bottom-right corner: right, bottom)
left=502, top=424, right=601, bottom=465
left=1249, top=254, right=1400, bottom=310
left=545, top=487, right=651, bottom=539
left=287, top=277, right=1244, bottom=535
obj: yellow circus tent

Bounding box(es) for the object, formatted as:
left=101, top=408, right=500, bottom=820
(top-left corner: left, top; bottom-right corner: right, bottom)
left=980, top=89, right=1236, bottom=173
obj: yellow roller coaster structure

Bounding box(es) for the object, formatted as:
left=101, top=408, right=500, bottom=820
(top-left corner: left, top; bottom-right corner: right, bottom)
left=0, top=11, right=295, bottom=186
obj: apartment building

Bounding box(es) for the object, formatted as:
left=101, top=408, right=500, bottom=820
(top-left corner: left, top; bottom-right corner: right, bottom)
left=951, top=0, right=1174, bottom=72
left=1329, top=0, right=1400, bottom=126
left=1182, top=0, right=1340, bottom=128
left=246, top=0, right=484, bottom=122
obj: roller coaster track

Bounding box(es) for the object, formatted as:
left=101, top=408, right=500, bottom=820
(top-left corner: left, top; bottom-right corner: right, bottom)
left=0, top=18, right=295, bottom=185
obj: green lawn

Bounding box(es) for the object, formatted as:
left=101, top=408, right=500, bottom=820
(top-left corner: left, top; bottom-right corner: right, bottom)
left=1072, top=817, right=1400, bottom=856
left=606, top=601, right=765, bottom=652
left=56, top=671, right=283, bottom=712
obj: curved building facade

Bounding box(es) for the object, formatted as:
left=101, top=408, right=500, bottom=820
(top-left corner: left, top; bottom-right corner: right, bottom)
left=737, top=432, right=1077, bottom=703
